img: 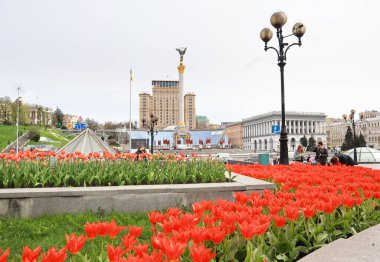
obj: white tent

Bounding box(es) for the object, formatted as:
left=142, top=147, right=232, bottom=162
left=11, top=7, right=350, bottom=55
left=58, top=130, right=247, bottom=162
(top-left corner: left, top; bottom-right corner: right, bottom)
left=56, top=128, right=116, bottom=155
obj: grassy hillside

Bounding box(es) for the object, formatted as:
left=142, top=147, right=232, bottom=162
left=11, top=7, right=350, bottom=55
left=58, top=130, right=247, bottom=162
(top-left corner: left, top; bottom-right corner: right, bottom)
left=0, top=125, right=29, bottom=151
left=25, top=128, right=73, bottom=149
left=0, top=125, right=73, bottom=151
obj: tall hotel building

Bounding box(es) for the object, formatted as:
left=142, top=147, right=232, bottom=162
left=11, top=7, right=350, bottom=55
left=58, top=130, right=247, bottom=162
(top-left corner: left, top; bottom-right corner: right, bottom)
left=139, top=80, right=196, bottom=130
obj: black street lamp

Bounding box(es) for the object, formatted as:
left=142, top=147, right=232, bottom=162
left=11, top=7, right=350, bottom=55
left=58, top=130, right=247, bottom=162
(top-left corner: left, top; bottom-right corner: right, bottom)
left=342, top=110, right=364, bottom=165
left=260, top=11, right=306, bottom=165
left=142, top=113, right=159, bottom=154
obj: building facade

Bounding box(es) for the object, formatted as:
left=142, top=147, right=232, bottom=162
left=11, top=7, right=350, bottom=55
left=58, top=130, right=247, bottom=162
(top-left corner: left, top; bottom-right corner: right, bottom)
left=225, top=122, right=243, bottom=148
left=326, top=115, right=380, bottom=150
left=184, top=93, right=196, bottom=130
left=139, top=80, right=196, bottom=130
left=29, top=105, right=53, bottom=126
left=196, top=115, right=210, bottom=129
left=242, top=111, right=327, bottom=151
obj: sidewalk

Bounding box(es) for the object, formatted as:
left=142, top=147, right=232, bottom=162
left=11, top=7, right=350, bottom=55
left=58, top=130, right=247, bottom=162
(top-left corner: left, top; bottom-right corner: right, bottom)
left=298, top=224, right=380, bottom=262
left=359, top=163, right=380, bottom=170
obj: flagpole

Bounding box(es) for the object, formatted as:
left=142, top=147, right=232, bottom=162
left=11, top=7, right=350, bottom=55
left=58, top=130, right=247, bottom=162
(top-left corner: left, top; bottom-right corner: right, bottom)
left=129, top=69, right=132, bottom=152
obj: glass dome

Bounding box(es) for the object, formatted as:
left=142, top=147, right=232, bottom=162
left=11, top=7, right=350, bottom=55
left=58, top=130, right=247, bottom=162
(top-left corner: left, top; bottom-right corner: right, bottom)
left=344, top=147, right=380, bottom=163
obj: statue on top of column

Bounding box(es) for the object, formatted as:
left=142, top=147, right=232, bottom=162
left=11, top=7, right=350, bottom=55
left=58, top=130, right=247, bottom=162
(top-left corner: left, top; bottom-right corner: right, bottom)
left=176, top=47, right=187, bottom=63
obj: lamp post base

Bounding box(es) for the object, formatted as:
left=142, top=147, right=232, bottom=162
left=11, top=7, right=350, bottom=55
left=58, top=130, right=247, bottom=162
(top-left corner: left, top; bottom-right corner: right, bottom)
left=279, top=130, right=289, bottom=165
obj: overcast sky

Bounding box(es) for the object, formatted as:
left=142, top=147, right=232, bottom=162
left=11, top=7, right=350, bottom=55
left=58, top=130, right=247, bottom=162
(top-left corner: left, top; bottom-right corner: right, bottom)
left=1, top=0, right=379, bottom=124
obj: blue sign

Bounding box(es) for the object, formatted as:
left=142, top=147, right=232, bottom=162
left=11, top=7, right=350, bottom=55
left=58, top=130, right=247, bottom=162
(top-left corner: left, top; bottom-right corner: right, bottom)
left=75, top=123, right=87, bottom=130
left=272, top=125, right=280, bottom=134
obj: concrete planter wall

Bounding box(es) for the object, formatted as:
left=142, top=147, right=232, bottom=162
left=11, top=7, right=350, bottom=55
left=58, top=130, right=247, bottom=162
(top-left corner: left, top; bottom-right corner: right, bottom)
left=0, top=172, right=275, bottom=218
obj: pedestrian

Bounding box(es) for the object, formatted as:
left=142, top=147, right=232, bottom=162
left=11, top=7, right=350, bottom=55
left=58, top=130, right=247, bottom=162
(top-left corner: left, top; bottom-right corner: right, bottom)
left=330, top=153, right=355, bottom=166
left=294, top=144, right=305, bottom=162
left=135, top=145, right=147, bottom=159
left=313, top=141, right=328, bottom=165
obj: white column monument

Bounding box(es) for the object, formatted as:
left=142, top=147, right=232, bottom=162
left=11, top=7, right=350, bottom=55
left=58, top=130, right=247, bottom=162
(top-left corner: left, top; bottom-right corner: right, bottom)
left=174, top=47, right=191, bottom=148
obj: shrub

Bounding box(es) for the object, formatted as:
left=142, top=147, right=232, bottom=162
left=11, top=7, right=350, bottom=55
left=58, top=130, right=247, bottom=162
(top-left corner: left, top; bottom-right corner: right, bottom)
left=27, top=128, right=40, bottom=142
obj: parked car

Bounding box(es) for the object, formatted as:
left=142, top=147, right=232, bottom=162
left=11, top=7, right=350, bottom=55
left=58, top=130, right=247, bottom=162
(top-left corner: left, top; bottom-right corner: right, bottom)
left=214, top=153, right=233, bottom=163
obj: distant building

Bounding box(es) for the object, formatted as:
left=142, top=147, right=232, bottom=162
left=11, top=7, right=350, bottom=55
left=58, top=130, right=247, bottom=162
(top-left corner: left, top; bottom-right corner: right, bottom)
left=361, top=110, right=380, bottom=119
left=242, top=111, right=327, bottom=151
left=326, top=112, right=380, bottom=150
left=225, top=122, right=243, bottom=148
left=139, top=80, right=196, bottom=130
left=63, top=114, right=81, bottom=129
left=196, top=115, right=210, bottom=129
left=184, top=93, right=196, bottom=130
left=29, top=105, right=53, bottom=126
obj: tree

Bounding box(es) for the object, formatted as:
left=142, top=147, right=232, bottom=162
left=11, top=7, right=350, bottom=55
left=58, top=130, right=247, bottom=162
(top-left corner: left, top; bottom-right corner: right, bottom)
left=341, top=126, right=354, bottom=150
left=300, top=135, right=308, bottom=148
left=307, top=136, right=316, bottom=151
left=85, top=118, right=99, bottom=131
left=0, top=96, right=12, bottom=125
left=28, top=128, right=40, bottom=142
left=11, top=99, right=30, bottom=125
left=53, top=108, right=64, bottom=128
left=356, top=133, right=366, bottom=147
left=104, top=121, right=137, bottom=130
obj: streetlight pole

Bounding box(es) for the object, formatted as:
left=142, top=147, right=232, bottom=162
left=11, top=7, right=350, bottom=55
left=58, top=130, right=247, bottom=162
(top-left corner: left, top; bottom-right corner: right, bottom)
left=16, top=87, right=21, bottom=154
left=343, top=110, right=363, bottom=165
left=260, top=12, right=306, bottom=165
left=142, top=113, right=159, bottom=154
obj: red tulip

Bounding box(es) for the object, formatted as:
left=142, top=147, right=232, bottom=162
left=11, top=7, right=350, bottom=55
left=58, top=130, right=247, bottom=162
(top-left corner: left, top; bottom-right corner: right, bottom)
left=121, top=234, right=137, bottom=251
left=22, top=246, right=41, bottom=262
left=107, top=244, right=127, bottom=262
left=40, top=247, right=67, bottom=262
left=190, top=243, right=216, bottom=262
left=0, top=247, right=10, bottom=262
left=160, top=236, right=187, bottom=260
left=272, top=215, right=287, bottom=227
left=65, top=233, right=87, bottom=255
left=107, top=220, right=127, bottom=239
left=128, top=225, right=143, bottom=238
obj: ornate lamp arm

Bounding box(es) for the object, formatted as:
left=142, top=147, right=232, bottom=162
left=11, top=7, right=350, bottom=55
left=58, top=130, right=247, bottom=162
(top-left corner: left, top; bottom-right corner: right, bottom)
left=284, top=40, right=302, bottom=60
left=264, top=45, right=280, bottom=60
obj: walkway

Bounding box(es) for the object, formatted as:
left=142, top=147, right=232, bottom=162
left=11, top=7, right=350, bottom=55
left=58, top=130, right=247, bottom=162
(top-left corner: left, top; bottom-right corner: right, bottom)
left=299, top=223, right=380, bottom=262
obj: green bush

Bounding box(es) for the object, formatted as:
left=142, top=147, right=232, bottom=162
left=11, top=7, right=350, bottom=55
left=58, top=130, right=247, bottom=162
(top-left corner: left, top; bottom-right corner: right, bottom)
left=27, top=128, right=40, bottom=142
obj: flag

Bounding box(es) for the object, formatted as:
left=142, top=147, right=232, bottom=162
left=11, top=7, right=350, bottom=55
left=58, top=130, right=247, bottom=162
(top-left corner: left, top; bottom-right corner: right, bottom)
left=130, top=69, right=133, bottom=81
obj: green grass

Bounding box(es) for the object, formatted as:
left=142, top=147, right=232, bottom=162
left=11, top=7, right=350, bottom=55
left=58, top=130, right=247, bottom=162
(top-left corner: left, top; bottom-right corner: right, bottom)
left=0, top=212, right=151, bottom=260
left=26, top=128, right=72, bottom=149
left=0, top=125, right=29, bottom=151
left=0, top=125, right=72, bottom=151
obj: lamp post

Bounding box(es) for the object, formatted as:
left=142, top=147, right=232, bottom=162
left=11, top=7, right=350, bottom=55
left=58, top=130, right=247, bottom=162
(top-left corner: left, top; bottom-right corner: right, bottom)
left=260, top=11, right=306, bottom=165
left=142, top=112, right=159, bottom=154
left=342, top=110, right=364, bottom=165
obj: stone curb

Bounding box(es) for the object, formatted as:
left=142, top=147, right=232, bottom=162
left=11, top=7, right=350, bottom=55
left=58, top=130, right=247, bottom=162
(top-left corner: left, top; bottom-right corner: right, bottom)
left=0, top=172, right=274, bottom=198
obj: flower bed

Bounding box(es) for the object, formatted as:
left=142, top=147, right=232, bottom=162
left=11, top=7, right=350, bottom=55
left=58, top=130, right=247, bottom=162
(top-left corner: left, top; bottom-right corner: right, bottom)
left=1, top=164, right=380, bottom=261
left=0, top=151, right=227, bottom=188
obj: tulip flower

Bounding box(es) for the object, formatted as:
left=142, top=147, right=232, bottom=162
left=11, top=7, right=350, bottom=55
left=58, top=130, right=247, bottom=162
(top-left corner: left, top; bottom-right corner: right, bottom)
left=22, top=246, right=41, bottom=262
left=107, top=244, right=127, bottom=262
left=65, top=233, right=87, bottom=255
left=128, top=225, right=143, bottom=238
left=107, top=220, right=127, bottom=239
left=0, top=247, right=10, bottom=262
left=40, top=247, right=67, bottom=262
left=190, top=244, right=216, bottom=262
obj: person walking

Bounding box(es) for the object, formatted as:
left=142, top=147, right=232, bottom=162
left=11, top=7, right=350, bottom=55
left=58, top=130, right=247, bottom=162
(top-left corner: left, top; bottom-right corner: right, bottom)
left=294, top=144, right=305, bottom=162
left=313, top=141, right=328, bottom=165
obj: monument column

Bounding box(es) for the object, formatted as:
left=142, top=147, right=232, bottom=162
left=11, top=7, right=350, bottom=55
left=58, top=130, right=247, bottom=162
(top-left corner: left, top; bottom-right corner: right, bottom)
left=177, top=51, right=186, bottom=126
left=174, top=47, right=190, bottom=148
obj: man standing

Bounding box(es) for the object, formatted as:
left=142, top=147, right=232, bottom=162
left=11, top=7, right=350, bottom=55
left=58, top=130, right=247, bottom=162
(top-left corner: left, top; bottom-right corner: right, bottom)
left=313, top=141, right=328, bottom=165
